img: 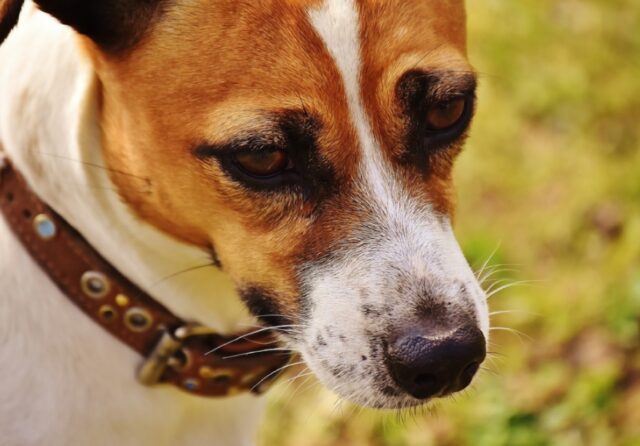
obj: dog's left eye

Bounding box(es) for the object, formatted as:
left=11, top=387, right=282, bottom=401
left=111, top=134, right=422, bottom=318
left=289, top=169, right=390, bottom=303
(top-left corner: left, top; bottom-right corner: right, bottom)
left=233, top=150, right=290, bottom=178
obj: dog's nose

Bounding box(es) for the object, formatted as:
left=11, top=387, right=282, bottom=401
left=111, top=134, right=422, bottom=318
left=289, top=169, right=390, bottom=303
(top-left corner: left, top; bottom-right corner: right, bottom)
left=385, top=326, right=486, bottom=399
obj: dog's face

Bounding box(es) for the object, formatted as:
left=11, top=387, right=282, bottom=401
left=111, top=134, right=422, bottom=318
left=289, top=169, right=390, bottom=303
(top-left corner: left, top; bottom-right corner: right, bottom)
left=35, top=0, right=489, bottom=408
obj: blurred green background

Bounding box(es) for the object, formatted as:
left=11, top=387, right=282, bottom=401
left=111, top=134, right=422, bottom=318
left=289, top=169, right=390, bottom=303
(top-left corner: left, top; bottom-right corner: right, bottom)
left=260, top=0, right=640, bottom=445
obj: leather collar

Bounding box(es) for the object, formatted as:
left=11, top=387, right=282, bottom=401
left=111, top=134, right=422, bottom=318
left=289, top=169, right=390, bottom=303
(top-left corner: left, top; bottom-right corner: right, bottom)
left=0, top=156, right=290, bottom=397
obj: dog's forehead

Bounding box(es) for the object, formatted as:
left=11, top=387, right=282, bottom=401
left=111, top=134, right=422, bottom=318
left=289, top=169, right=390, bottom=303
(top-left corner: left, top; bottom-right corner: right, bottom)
left=112, top=0, right=468, bottom=127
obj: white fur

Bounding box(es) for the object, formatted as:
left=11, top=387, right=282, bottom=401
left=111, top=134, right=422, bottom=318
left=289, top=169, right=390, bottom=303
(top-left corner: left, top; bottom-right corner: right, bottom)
left=304, top=0, right=489, bottom=408
left=0, top=4, right=264, bottom=445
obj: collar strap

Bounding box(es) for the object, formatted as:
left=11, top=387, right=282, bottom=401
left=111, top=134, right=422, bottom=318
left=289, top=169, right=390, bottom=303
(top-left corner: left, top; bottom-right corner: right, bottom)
left=0, top=157, right=290, bottom=397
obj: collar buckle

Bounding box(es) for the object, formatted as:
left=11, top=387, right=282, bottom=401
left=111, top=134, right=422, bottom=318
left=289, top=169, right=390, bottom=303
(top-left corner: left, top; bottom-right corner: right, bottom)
left=137, top=324, right=216, bottom=386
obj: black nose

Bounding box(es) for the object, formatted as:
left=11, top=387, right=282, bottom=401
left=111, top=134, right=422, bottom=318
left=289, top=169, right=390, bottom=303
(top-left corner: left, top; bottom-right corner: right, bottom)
left=386, top=326, right=486, bottom=399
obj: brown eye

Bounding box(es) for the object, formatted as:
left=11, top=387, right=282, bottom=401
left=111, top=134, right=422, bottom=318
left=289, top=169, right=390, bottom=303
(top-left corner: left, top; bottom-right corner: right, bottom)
left=425, top=97, right=466, bottom=131
left=234, top=150, right=289, bottom=177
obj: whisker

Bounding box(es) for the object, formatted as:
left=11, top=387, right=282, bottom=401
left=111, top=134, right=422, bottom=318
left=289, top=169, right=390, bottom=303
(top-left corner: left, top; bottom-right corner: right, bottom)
left=149, top=262, right=214, bottom=289
left=485, top=354, right=504, bottom=368
left=246, top=314, right=305, bottom=325
left=486, top=280, right=541, bottom=299
left=474, top=241, right=502, bottom=279
left=206, top=325, right=298, bottom=355
left=250, top=360, right=307, bottom=393
left=278, top=369, right=314, bottom=390
left=483, top=277, right=517, bottom=294
left=36, top=152, right=150, bottom=182
left=221, top=347, right=292, bottom=360
left=236, top=323, right=299, bottom=335
left=478, top=267, right=521, bottom=285
left=240, top=323, right=306, bottom=333
left=486, top=350, right=506, bottom=358
left=281, top=375, right=317, bottom=410
left=489, top=326, right=533, bottom=342
left=480, top=366, right=501, bottom=377
left=330, top=395, right=346, bottom=417
left=490, top=309, right=539, bottom=318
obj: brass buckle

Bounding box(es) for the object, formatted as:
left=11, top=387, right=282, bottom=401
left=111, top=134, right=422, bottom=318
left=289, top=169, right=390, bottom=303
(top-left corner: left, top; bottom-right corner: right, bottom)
left=137, top=324, right=216, bottom=386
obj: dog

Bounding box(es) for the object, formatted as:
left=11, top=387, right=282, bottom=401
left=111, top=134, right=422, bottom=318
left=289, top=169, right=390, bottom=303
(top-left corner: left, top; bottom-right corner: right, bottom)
left=0, top=0, right=490, bottom=445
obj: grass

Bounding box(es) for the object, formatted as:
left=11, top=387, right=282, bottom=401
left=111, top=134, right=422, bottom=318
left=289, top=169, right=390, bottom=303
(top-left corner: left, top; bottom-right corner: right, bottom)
left=259, top=1, right=640, bottom=445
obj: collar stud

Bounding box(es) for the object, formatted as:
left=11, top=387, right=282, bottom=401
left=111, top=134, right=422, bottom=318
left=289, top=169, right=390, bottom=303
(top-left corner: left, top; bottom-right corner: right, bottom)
left=81, top=271, right=111, bottom=299
left=33, top=213, right=57, bottom=240
left=124, top=307, right=153, bottom=332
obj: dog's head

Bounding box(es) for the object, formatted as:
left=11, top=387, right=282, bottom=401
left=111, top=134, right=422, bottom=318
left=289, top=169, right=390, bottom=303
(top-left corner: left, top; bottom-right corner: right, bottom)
left=29, top=0, right=489, bottom=408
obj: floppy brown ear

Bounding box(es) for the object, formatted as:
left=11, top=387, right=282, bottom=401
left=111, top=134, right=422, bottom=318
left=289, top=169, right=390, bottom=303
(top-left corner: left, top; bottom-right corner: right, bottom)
left=0, top=0, right=24, bottom=44
left=33, top=0, right=165, bottom=52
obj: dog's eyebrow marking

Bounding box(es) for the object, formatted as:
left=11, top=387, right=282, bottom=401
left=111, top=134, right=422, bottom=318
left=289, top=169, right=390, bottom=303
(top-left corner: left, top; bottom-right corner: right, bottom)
left=398, top=70, right=478, bottom=104
left=192, top=134, right=285, bottom=159
left=192, top=109, right=322, bottom=159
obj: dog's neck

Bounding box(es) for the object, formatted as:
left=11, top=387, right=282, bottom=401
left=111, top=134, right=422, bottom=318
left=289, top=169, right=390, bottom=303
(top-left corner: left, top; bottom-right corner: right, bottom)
left=0, top=4, right=251, bottom=333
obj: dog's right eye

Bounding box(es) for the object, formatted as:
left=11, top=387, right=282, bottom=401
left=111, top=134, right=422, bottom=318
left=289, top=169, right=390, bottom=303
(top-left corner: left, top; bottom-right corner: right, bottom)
left=233, top=150, right=290, bottom=178
left=194, top=143, right=301, bottom=191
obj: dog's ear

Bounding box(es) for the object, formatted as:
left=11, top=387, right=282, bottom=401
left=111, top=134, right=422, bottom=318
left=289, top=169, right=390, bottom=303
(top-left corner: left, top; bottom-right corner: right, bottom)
left=33, top=0, right=165, bottom=52
left=0, top=0, right=24, bottom=44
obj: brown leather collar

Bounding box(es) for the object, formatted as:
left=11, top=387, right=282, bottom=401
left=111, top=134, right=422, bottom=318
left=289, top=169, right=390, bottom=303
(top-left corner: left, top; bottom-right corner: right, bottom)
left=0, top=156, right=290, bottom=397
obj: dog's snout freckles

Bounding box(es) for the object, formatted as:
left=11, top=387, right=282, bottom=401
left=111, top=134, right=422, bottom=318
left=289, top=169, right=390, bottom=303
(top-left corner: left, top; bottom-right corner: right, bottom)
left=295, top=236, right=489, bottom=409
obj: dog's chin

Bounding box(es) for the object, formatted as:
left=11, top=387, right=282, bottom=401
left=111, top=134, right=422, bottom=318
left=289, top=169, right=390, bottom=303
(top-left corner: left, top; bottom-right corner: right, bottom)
left=296, top=349, right=429, bottom=410
left=346, top=393, right=433, bottom=411
left=313, top=371, right=432, bottom=410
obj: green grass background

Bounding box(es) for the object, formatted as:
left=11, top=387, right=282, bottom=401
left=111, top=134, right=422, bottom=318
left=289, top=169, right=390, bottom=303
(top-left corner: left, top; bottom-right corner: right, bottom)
left=259, top=0, right=640, bottom=445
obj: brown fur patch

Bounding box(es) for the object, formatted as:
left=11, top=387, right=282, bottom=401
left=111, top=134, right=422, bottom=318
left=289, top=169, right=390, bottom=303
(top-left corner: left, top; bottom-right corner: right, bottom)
left=35, top=0, right=165, bottom=52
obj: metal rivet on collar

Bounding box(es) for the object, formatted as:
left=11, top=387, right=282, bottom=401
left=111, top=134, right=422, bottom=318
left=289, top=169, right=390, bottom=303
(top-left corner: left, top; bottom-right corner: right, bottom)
left=124, top=307, right=153, bottom=332
left=80, top=271, right=110, bottom=299
left=240, top=371, right=261, bottom=386
left=227, top=386, right=242, bottom=396
left=33, top=214, right=57, bottom=240
left=98, top=305, right=117, bottom=322
left=115, top=294, right=130, bottom=307
left=199, top=366, right=234, bottom=384
left=182, top=378, right=200, bottom=391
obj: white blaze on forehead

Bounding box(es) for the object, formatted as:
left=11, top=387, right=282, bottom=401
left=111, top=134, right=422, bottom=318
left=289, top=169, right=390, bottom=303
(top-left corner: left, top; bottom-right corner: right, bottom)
left=309, top=0, right=415, bottom=221
left=308, top=0, right=363, bottom=130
